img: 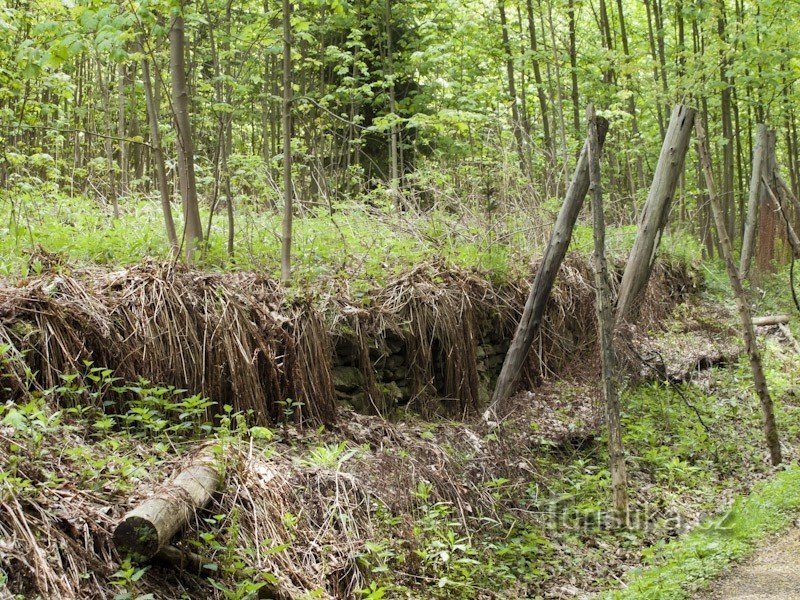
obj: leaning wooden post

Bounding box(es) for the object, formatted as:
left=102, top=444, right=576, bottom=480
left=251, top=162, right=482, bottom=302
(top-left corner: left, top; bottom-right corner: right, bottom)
left=587, top=105, right=628, bottom=522
left=695, top=119, right=782, bottom=466
left=740, top=124, right=769, bottom=279
left=114, top=447, right=223, bottom=562
left=617, top=104, right=696, bottom=322
left=489, top=117, right=609, bottom=410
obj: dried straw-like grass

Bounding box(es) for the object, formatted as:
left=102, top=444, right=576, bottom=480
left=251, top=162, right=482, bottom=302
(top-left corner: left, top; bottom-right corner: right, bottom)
left=0, top=265, right=337, bottom=425
left=0, top=390, right=606, bottom=600
left=0, top=255, right=695, bottom=421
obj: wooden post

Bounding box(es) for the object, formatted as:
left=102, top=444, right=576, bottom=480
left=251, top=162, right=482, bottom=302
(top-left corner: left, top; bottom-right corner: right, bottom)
left=114, top=448, right=223, bottom=562
left=489, top=117, right=609, bottom=410
left=587, top=105, right=628, bottom=522
left=617, top=104, right=695, bottom=322
left=695, top=119, right=782, bottom=466
left=740, top=124, right=768, bottom=278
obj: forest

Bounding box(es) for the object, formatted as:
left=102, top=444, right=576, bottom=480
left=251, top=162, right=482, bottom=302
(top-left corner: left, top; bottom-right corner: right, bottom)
left=2, top=0, right=800, bottom=598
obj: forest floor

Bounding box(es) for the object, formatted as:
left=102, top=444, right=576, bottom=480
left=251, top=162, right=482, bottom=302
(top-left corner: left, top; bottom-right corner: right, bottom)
left=2, top=201, right=800, bottom=598
left=700, top=526, right=800, bottom=599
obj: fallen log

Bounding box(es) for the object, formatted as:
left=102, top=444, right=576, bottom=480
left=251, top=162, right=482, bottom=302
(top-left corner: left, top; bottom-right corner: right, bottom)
left=114, top=447, right=223, bottom=562
left=752, top=315, right=791, bottom=327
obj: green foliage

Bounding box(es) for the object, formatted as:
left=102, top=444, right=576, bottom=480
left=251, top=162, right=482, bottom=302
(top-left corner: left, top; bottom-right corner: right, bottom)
left=604, top=467, right=800, bottom=599
left=0, top=195, right=527, bottom=292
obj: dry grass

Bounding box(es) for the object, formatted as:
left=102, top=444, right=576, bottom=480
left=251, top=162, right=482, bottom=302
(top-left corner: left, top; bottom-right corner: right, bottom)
left=0, top=389, right=608, bottom=600
left=0, top=255, right=696, bottom=424
left=0, top=254, right=717, bottom=599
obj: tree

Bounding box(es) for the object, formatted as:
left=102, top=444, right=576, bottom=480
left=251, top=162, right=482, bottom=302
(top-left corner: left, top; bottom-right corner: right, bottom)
left=281, top=0, right=293, bottom=282
left=169, top=5, right=203, bottom=264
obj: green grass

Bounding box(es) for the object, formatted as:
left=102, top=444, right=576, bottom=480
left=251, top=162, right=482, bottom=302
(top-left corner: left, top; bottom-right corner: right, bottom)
left=0, top=193, right=534, bottom=291
left=604, top=465, right=800, bottom=600
left=0, top=191, right=692, bottom=295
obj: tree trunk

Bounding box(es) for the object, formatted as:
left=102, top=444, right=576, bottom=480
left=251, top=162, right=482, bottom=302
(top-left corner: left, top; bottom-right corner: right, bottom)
left=695, top=119, right=782, bottom=466
left=385, top=0, right=400, bottom=197
left=142, top=54, right=179, bottom=254
left=617, top=104, right=695, bottom=322
left=499, top=0, right=528, bottom=177
left=718, top=0, right=735, bottom=238
left=169, top=10, right=204, bottom=264
left=281, top=0, right=293, bottom=282
left=98, top=60, right=119, bottom=218
left=740, top=123, right=768, bottom=278
left=525, top=0, right=551, bottom=154
left=568, top=0, right=580, bottom=133
left=490, top=117, right=609, bottom=410
left=587, top=105, right=628, bottom=522
left=113, top=448, right=223, bottom=562
left=117, top=62, right=128, bottom=197
left=644, top=0, right=665, bottom=138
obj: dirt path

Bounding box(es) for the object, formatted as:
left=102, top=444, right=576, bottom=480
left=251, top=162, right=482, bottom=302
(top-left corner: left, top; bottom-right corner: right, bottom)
left=699, top=527, right=800, bottom=599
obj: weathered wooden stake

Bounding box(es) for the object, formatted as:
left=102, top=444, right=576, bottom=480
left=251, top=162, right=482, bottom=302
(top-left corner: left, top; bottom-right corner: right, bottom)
left=490, top=117, right=609, bottom=410
left=587, top=105, right=628, bottom=522
left=617, top=104, right=695, bottom=322
left=114, top=447, right=223, bottom=562
left=695, top=119, right=782, bottom=466
left=740, top=124, right=769, bottom=279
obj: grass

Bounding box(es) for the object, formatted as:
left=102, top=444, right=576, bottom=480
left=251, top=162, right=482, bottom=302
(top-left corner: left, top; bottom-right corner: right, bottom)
left=0, top=191, right=676, bottom=295
left=604, top=465, right=800, bottom=599
left=0, top=192, right=534, bottom=290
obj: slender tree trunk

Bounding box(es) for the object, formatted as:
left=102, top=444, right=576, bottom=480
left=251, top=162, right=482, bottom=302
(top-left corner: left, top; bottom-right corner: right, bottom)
left=525, top=0, right=551, bottom=154
left=587, top=105, right=628, bottom=522
left=281, top=0, right=293, bottom=282
left=695, top=119, right=782, bottom=466
left=169, top=10, right=203, bottom=263
left=117, top=62, right=128, bottom=197
left=740, top=123, right=767, bottom=278
left=545, top=0, right=569, bottom=177
left=645, top=0, right=665, bottom=137
left=718, top=0, right=735, bottom=238
left=385, top=0, right=400, bottom=197
left=597, top=0, right=614, bottom=86
left=568, top=0, right=580, bottom=133
left=499, top=0, right=528, bottom=177
left=142, top=54, right=179, bottom=254
left=98, top=60, right=120, bottom=218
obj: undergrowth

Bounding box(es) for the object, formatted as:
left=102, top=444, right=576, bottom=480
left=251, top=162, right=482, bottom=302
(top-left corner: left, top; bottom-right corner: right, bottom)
left=4, top=312, right=799, bottom=598
left=0, top=192, right=684, bottom=293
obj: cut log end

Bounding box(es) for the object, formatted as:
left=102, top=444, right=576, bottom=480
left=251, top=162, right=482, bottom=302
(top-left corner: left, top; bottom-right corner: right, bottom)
left=113, top=515, right=161, bottom=562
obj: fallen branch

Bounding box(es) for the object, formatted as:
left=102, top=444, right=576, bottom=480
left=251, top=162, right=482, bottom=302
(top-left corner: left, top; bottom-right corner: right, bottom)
left=752, top=315, right=791, bottom=327
left=113, top=447, right=223, bottom=562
